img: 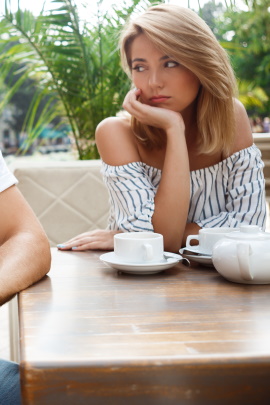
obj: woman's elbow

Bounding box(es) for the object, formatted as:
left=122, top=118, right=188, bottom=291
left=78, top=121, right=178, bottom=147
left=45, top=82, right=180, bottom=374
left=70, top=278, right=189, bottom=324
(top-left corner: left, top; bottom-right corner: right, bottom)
left=35, top=232, right=52, bottom=277
left=163, top=235, right=182, bottom=253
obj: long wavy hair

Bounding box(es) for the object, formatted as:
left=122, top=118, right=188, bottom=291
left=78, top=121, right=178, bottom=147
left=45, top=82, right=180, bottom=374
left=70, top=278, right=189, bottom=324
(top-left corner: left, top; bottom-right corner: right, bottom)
left=119, top=4, right=237, bottom=156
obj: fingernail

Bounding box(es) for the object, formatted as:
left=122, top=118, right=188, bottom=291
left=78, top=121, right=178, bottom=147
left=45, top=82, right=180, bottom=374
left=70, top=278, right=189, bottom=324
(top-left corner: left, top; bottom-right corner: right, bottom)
left=72, top=247, right=78, bottom=250
left=57, top=244, right=66, bottom=248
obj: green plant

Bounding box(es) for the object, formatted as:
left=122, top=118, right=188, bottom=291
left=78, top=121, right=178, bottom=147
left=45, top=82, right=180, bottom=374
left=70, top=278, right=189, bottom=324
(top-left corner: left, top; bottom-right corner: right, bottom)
left=238, top=79, right=269, bottom=113
left=215, top=0, right=270, bottom=114
left=0, top=0, right=161, bottom=159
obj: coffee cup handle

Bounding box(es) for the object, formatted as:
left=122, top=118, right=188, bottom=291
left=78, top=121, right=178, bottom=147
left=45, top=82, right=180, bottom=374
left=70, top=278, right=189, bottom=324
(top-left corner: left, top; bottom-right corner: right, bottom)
left=237, top=243, right=253, bottom=281
left=186, top=235, right=199, bottom=250
left=143, top=243, right=153, bottom=261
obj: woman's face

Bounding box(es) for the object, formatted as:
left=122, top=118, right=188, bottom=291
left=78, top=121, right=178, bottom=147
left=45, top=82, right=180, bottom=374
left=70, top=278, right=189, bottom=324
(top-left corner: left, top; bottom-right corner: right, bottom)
left=130, top=34, right=201, bottom=115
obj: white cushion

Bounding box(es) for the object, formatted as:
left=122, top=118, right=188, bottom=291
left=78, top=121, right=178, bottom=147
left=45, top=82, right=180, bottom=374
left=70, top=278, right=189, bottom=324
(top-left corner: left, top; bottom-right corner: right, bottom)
left=12, top=160, right=110, bottom=246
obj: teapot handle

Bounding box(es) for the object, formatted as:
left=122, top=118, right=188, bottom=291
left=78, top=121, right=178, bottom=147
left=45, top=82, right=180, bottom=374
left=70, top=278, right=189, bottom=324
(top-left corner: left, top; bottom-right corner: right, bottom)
left=237, top=243, right=253, bottom=281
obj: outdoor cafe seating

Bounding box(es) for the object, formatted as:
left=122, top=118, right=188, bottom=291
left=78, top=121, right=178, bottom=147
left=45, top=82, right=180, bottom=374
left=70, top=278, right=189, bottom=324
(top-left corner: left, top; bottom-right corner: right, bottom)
left=2, top=133, right=270, bottom=404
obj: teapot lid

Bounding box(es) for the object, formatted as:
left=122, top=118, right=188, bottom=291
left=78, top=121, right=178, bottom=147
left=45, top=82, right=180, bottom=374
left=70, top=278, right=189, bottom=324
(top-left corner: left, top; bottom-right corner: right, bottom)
left=226, top=225, right=270, bottom=240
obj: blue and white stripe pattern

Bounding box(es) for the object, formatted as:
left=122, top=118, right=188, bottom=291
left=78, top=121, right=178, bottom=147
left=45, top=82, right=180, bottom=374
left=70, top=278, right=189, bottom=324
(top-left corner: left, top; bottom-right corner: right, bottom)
left=101, top=144, right=266, bottom=232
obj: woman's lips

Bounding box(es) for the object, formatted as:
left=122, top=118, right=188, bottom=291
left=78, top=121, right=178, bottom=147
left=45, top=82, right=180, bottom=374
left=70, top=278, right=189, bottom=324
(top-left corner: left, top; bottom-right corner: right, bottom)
left=150, top=96, right=170, bottom=103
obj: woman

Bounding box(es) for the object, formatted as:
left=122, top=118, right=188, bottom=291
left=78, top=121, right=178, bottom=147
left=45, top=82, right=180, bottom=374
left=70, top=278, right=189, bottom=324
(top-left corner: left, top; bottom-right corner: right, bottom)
left=58, top=4, right=266, bottom=253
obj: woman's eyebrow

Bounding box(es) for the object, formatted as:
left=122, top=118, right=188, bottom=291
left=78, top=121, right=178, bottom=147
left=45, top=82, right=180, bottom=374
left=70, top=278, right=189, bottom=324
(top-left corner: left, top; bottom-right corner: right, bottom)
left=131, top=58, right=146, bottom=63
left=131, top=55, right=169, bottom=64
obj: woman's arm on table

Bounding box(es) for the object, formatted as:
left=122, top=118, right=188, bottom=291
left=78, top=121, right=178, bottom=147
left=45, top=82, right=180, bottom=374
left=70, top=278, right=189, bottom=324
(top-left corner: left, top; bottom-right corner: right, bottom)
left=122, top=89, right=190, bottom=252
left=66, top=89, right=191, bottom=253
left=0, top=186, right=51, bottom=305
left=57, top=115, right=137, bottom=251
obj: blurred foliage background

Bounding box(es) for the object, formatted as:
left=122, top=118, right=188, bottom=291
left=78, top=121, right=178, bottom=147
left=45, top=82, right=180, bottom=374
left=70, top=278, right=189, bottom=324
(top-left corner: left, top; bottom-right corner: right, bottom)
left=0, top=0, right=270, bottom=159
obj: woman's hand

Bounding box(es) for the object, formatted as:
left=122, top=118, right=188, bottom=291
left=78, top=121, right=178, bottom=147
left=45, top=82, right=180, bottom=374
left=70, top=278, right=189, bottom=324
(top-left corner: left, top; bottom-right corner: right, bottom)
left=57, top=229, right=122, bottom=251
left=123, top=88, right=185, bottom=133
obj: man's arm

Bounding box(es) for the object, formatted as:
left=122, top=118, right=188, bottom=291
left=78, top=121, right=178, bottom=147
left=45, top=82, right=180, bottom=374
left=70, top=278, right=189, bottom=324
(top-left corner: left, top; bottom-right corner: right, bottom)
left=0, top=185, right=51, bottom=305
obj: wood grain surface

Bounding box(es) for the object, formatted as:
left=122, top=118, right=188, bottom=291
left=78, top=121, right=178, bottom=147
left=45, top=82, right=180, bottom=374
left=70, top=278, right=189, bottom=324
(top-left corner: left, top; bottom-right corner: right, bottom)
left=19, top=248, right=270, bottom=404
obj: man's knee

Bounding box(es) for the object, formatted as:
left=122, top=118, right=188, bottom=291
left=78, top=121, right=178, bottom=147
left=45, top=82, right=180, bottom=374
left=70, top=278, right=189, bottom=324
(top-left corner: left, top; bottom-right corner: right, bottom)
left=0, top=359, right=21, bottom=405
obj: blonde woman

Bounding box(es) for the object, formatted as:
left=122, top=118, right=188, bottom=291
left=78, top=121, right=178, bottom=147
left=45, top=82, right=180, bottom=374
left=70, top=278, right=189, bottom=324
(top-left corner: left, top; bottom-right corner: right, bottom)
left=58, top=4, right=266, bottom=253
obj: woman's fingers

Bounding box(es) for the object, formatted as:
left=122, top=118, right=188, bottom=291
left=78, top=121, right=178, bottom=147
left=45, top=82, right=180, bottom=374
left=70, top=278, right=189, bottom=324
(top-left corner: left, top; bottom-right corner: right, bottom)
left=57, top=230, right=120, bottom=251
left=57, top=238, right=85, bottom=250
left=123, top=89, right=142, bottom=114
left=123, top=88, right=182, bottom=130
left=71, top=239, right=113, bottom=251
left=68, top=238, right=114, bottom=251
left=57, top=232, right=90, bottom=247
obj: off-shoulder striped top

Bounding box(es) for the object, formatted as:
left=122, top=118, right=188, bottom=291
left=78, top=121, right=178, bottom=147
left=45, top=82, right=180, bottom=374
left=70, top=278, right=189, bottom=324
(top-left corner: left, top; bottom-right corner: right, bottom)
left=101, top=144, right=266, bottom=232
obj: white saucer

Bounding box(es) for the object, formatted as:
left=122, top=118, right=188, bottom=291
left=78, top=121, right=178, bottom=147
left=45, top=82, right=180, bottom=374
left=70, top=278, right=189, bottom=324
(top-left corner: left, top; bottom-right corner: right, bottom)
left=99, top=252, right=180, bottom=275
left=180, top=246, right=211, bottom=257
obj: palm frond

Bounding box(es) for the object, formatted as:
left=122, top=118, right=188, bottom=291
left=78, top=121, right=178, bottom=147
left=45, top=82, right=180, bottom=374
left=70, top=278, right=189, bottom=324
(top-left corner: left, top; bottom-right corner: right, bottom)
left=238, top=79, right=269, bottom=109
left=1, top=0, right=164, bottom=159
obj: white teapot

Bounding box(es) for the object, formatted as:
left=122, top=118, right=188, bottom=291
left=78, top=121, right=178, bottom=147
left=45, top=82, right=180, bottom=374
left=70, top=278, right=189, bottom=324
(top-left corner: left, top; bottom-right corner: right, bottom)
left=212, top=225, right=270, bottom=284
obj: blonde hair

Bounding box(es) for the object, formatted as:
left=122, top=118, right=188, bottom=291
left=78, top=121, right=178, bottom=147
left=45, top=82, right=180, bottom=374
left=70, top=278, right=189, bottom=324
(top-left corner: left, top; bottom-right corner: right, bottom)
left=120, top=4, right=237, bottom=156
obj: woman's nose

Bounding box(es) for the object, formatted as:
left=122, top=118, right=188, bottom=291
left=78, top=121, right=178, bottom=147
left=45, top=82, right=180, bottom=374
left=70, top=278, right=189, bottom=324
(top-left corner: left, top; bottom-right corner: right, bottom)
left=148, top=71, right=163, bottom=88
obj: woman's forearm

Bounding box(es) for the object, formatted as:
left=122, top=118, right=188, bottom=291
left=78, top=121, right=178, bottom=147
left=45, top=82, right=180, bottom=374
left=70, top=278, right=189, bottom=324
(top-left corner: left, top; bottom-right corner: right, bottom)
left=152, top=126, right=190, bottom=252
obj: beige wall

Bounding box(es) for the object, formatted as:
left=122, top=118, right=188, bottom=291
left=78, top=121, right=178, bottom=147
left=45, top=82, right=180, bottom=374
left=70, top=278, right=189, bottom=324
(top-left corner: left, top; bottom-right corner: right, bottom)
left=11, top=160, right=110, bottom=246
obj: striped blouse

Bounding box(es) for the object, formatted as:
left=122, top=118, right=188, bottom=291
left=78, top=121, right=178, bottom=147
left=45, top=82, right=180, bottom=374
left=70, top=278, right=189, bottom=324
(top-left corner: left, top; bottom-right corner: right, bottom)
left=101, top=144, right=266, bottom=232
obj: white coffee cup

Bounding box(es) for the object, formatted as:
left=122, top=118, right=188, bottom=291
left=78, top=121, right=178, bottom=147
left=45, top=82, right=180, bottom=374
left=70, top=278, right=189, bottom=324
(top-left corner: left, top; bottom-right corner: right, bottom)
left=114, top=232, right=164, bottom=263
left=186, top=227, right=238, bottom=255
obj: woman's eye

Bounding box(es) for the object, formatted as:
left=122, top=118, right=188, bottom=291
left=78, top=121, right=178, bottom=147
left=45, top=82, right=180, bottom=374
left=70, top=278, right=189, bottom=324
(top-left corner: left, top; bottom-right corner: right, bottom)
left=132, top=65, right=145, bottom=72
left=166, top=61, right=179, bottom=68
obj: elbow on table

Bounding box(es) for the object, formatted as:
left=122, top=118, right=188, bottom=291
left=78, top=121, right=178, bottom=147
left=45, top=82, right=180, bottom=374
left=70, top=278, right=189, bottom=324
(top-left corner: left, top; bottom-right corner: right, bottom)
left=154, top=227, right=184, bottom=253
left=41, top=239, right=51, bottom=276
left=32, top=232, right=52, bottom=278
left=153, top=219, right=188, bottom=254
left=164, top=236, right=182, bottom=254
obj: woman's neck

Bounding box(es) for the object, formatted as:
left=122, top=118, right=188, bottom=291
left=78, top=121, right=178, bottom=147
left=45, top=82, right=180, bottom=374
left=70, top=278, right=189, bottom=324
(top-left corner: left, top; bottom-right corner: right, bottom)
left=181, top=99, right=198, bottom=139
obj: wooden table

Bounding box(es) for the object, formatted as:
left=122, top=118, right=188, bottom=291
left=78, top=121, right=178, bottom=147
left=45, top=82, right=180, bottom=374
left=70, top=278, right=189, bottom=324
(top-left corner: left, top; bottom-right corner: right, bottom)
left=19, top=248, right=270, bottom=404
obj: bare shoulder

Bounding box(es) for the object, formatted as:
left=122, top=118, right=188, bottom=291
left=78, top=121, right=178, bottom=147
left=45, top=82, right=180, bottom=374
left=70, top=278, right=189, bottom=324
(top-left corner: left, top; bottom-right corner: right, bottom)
left=95, top=116, right=140, bottom=165
left=231, top=99, right=253, bottom=154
